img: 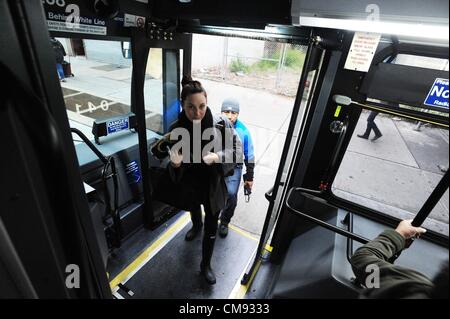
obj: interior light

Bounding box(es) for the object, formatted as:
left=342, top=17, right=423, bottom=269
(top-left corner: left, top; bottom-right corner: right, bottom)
left=298, top=17, right=449, bottom=43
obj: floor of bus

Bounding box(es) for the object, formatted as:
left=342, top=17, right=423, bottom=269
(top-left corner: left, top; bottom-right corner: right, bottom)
left=107, top=211, right=259, bottom=299
left=106, top=210, right=186, bottom=280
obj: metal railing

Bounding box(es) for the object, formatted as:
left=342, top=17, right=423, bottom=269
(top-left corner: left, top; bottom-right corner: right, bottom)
left=285, top=188, right=370, bottom=244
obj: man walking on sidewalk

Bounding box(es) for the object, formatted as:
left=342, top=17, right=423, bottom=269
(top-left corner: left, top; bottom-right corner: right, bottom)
left=50, top=37, right=66, bottom=82
left=357, top=111, right=383, bottom=142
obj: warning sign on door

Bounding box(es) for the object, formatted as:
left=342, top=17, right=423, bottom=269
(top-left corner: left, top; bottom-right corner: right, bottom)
left=344, top=32, right=381, bottom=72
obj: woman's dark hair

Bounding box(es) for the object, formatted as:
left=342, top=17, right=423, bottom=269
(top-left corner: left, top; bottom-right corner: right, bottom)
left=181, top=75, right=207, bottom=104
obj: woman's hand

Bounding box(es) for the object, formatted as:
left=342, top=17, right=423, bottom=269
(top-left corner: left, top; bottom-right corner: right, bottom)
left=203, top=152, right=220, bottom=166
left=168, top=147, right=183, bottom=168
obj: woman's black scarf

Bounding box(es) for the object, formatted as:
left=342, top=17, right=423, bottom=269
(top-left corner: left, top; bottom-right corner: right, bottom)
left=176, top=107, right=215, bottom=161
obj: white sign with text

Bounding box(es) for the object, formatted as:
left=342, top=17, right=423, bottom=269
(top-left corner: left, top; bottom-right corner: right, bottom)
left=344, top=32, right=381, bottom=72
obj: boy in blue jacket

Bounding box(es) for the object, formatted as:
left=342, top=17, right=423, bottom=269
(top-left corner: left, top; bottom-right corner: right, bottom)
left=219, top=98, right=255, bottom=237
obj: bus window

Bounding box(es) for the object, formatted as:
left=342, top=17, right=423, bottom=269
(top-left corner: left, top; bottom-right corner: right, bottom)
left=332, top=55, right=449, bottom=236
left=332, top=114, right=448, bottom=236
left=393, top=55, right=449, bottom=71
left=144, top=48, right=164, bottom=134
left=189, top=34, right=308, bottom=236
left=57, top=38, right=133, bottom=128
left=144, top=47, right=183, bottom=135
left=191, top=34, right=306, bottom=98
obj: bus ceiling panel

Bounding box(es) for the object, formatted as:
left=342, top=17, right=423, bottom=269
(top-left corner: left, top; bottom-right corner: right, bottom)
left=292, top=0, right=449, bottom=43
left=360, top=63, right=449, bottom=114
left=150, top=0, right=292, bottom=29
left=43, top=0, right=149, bottom=40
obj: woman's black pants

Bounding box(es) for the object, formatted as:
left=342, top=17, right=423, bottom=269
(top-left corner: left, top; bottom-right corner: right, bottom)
left=190, top=205, right=220, bottom=267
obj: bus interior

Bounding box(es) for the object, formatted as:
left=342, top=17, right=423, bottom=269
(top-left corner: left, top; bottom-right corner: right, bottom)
left=0, top=0, right=448, bottom=299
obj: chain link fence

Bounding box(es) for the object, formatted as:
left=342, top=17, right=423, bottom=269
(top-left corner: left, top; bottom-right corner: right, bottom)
left=192, top=36, right=307, bottom=97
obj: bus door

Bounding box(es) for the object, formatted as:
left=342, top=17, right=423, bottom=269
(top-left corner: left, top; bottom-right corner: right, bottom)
left=127, top=27, right=192, bottom=227
left=241, top=29, right=338, bottom=285
left=41, top=1, right=192, bottom=233
left=246, top=27, right=449, bottom=298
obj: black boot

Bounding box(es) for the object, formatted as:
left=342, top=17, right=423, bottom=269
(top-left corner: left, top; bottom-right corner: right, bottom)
left=218, top=223, right=229, bottom=238
left=357, top=126, right=371, bottom=139
left=200, top=235, right=216, bottom=285
left=371, top=133, right=382, bottom=142
left=185, top=211, right=203, bottom=241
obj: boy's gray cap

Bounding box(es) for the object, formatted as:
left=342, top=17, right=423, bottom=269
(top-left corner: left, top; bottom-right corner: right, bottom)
left=221, top=98, right=240, bottom=113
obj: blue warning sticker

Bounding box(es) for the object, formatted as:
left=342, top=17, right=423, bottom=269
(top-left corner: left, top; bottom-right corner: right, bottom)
left=107, top=118, right=129, bottom=134
left=125, top=160, right=141, bottom=184
left=424, top=78, right=449, bottom=110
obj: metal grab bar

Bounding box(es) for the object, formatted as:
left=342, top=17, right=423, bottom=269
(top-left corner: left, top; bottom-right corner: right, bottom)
left=264, top=181, right=290, bottom=202
left=388, top=169, right=449, bottom=263
left=290, top=186, right=324, bottom=196
left=412, top=169, right=449, bottom=227
left=265, top=185, right=320, bottom=202
left=285, top=188, right=369, bottom=244
left=341, top=212, right=355, bottom=264
left=320, top=118, right=348, bottom=189
left=71, top=128, right=122, bottom=247
left=71, top=128, right=108, bottom=164
left=265, top=187, right=274, bottom=202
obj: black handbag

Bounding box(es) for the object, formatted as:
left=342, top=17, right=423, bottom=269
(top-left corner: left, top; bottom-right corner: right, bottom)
left=149, top=165, right=201, bottom=211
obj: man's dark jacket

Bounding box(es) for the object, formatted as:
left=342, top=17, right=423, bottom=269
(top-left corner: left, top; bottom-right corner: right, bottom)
left=350, top=229, right=434, bottom=298
left=50, top=38, right=66, bottom=64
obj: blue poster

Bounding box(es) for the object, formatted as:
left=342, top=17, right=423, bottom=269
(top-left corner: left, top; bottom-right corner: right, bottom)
left=424, top=78, right=449, bottom=110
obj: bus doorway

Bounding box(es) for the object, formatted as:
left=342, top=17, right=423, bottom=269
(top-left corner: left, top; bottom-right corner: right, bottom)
left=36, top=1, right=315, bottom=297
left=107, top=26, right=316, bottom=298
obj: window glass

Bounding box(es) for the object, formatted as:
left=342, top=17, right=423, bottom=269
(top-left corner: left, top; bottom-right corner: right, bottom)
left=144, top=48, right=164, bottom=133
left=57, top=38, right=133, bottom=127
left=332, top=112, right=449, bottom=236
